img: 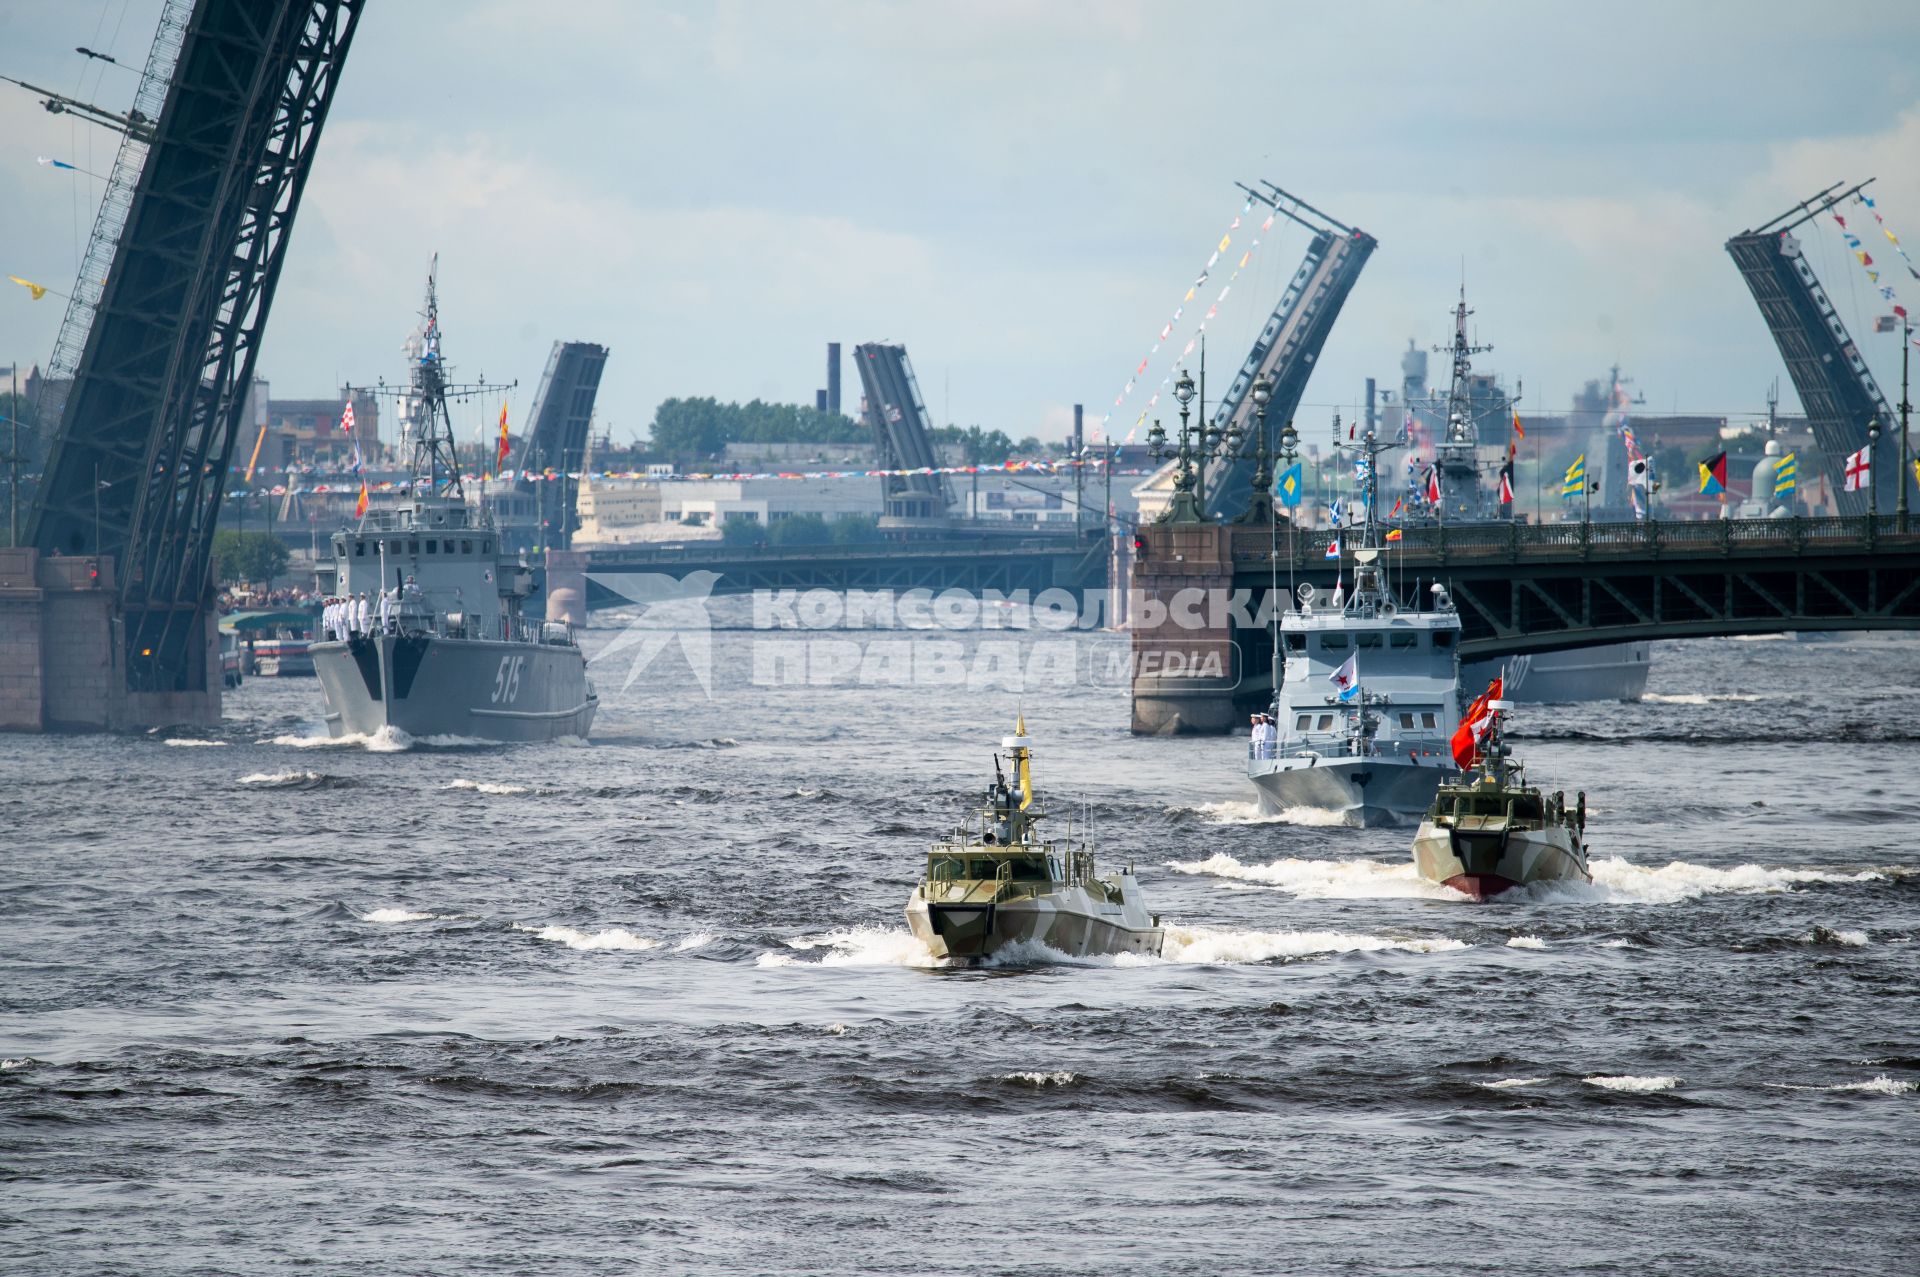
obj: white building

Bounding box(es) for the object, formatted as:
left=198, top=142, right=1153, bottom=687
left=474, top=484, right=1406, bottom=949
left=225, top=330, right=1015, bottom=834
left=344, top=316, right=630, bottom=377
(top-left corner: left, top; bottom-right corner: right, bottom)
left=572, top=477, right=882, bottom=545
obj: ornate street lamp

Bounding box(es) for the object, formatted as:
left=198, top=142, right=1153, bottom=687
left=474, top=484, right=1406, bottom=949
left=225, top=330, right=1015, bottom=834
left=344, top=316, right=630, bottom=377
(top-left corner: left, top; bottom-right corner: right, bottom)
left=1148, top=389, right=1200, bottom=524
left=1868, top=417, right=1881, bottom=522
left=1236, top=376, right=1277, bottom=524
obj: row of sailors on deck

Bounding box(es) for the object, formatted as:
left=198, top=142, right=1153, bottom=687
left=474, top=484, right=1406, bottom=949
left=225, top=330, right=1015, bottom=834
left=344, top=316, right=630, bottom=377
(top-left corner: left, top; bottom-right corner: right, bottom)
left=321, top=578, right=422, bottom=640
left=1249, top=712, right=1279, bottom=759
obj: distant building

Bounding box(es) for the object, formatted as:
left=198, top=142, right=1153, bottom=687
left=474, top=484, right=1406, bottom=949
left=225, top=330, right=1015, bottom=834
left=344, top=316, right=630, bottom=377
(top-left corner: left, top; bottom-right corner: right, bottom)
left=257, top=385, right=381, bottom=468
left=719, top=441, right=875, bottom=465
left=569, top=477, right=882, bottom=546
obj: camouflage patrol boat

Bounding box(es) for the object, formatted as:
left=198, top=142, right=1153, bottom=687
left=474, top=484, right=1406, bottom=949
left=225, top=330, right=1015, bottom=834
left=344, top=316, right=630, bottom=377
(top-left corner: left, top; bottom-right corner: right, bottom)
left=906, top=718, right=1163, bottom=964
left=1410, top=699, right=1591, bottom=900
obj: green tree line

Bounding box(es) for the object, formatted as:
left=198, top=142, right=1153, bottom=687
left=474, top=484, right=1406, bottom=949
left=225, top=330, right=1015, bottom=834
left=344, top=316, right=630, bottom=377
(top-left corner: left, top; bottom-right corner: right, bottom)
left=650, top=398, right=866, bottom=456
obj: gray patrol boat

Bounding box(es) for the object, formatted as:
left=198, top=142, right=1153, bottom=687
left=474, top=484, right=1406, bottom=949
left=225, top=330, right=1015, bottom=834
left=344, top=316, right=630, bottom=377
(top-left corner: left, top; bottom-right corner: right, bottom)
left=309, top=267, right=596, bottom=742
left=1411, top=698, right=1591, bottom=900
left=1249, top=429, right=1463, bottom=827
left=906, top=718, right=1163, bottom=964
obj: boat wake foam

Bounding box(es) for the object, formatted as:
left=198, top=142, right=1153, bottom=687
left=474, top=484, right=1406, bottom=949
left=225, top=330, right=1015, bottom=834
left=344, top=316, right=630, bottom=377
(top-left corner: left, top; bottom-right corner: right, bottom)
left=359, top=907, right=435, bottom=923
left=1149, top=923, right=1467, bottom=965
left=1583, top=1074, right=1681, bottom=1092
left=162, top=738, right=229, bottom=747
left=1573, top=858, right=1884, bottom=904
left=1188, top=800, right=1354, bottom=828
left=1167, top=853, right=1461, bottom=900
left=1175, top=853, right=1886, bottom=906
left=755, top=926, right=943, bottom=969
left=237, top=770, right=331, bottom=788
left=263, top=727, right=492, bottom=752
left=513, top=923, right=660, bottom=952
left=1641, top=692, right=1768, bottom=705
left=1003, top=1071, right=1079, bottom=1087
left=442, top=779, right=531, bottom=795
left=1777, top=1075, right=1915, bottom=1095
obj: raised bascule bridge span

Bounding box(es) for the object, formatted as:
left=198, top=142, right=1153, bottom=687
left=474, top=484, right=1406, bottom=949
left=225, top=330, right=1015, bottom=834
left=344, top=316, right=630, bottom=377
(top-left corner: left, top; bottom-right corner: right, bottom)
left=2, top=0, right=363, bottom=731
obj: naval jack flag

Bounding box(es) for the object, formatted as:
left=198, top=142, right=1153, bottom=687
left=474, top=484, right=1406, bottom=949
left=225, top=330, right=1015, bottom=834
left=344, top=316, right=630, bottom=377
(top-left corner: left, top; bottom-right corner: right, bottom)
left=1328, top=652, right=1360, bottom=703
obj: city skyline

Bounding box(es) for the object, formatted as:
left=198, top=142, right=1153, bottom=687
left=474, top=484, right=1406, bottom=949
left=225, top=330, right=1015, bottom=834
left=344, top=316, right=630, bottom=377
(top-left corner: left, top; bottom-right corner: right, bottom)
left=3, top=0, right=1917, bottom=447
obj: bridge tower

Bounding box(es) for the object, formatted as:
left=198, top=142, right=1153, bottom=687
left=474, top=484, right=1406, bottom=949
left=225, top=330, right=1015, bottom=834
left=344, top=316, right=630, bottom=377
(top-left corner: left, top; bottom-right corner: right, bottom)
left=1727, top=181, right=1898, bottom=516
left=853, top=342, right=953, bottom=537
left=1200, top=183, right=1376, bottom=520
left=520, top=340, right=610, bottom=551
left=17, top=0, right=364, bottom=723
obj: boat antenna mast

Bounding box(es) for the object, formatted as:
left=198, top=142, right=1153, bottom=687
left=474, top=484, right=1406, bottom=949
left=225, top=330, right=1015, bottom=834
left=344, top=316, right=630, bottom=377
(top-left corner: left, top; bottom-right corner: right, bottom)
left=345, top=255, right=514, bottom=503
left=1429, top=283, right=1493, bottom=521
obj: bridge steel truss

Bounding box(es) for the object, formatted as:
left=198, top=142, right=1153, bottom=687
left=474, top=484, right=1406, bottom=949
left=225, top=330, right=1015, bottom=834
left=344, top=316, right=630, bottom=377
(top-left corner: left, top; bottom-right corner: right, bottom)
left=853, top=343, right=954, bottom=527
left=29, top=0, right=364, bottom=691
left=1201, top=184, right=1375, bottom=521
left=1222, top=517, right=1920, bottom=657
left=582, top=535, right=1108, bottom=609
left=521, top=340, right=610, bottom=549
left=1727, top=185, right=1898, bottom=517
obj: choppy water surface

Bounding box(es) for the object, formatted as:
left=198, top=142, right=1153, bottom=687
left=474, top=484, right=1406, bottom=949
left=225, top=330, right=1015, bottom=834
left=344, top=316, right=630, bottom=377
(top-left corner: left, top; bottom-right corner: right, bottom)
left=4, top=627, right=1917, bottom=1274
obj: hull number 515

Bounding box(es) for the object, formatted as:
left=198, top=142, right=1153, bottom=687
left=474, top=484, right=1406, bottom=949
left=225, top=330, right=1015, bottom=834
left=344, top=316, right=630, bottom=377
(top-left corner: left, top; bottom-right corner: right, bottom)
left=491, top=655, right=525, bottom=704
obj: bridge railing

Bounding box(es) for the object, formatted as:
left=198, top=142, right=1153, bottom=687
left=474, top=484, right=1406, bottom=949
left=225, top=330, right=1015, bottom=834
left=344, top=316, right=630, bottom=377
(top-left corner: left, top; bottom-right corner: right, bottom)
left=1237, top=515, right=1913, bottom=566
left=582, top=530, right=1099, bottom=565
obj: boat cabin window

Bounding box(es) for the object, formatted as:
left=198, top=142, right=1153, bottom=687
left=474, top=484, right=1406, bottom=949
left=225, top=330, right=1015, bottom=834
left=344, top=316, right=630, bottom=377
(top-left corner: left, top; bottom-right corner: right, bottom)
left=1296, top=714, right=1311, bottom=730
left=1356, top=633, right=1382, bottom=648
left=354, top=543, right=365, bottom=557
left=1319, top=635, right=1349, bottom=651
left=1316, top=714, right=1334, bottom=731
left=408, top=540, right=420, bottom=555
left=1399, top=713, right=1415, bottom=728
left=426, top=541, right=437, bottom=554
left=927, top=855, right=966, bottom=881
left=1284, top=633, right=1306, bottom=653
left=1390, top=632, right=1417, bottom=649
left=462, top=540, right=473, bottom=554
left=1422, top=712, right=1438, bottom=728
left=1432, top=631, right=1454, bottom=648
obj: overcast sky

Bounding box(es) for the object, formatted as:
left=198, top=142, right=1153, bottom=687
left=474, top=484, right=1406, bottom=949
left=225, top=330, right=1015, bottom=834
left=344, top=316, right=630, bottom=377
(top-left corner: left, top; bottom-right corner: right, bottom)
left=3, top=0, right=1918, bottom=449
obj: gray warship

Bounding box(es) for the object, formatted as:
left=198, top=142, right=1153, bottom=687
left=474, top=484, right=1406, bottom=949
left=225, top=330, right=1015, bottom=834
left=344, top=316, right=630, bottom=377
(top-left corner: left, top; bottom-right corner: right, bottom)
left=1405, top=293, right=1650, bottom=703
left=1250, top=427, right=1464, bottom=827
left=906, top=718, right=1163, bottom=964
left=309, top=266, right=596, bottom=743
left=1410, top=697, right=1591, bottom=900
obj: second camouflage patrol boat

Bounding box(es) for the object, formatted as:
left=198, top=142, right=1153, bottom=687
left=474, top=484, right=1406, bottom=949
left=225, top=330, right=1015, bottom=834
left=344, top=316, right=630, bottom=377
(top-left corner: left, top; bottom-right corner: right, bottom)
left=906, top=718, right=1164, bottom=965
left=1410, top=695, right=1592, bottom=900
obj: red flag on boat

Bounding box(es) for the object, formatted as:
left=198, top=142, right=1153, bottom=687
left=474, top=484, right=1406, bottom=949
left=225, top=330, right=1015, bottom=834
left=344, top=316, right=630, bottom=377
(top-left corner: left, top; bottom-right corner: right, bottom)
left=1498, top=460, right=1515, bottom=504
left=1426, top=465, right=1441, bottom=504
left=1451, top=676, right=1504, bottom=769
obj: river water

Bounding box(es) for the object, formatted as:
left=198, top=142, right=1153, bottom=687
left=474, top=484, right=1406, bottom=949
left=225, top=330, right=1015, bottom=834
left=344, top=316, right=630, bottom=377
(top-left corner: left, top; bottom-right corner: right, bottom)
left=4, top=619, right=1916, bottom=1275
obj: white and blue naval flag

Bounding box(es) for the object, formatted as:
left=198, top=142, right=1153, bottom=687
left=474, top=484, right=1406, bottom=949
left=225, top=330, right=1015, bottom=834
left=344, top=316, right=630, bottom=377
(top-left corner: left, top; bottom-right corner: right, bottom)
left=1328, top=652, right=1359, bottom=702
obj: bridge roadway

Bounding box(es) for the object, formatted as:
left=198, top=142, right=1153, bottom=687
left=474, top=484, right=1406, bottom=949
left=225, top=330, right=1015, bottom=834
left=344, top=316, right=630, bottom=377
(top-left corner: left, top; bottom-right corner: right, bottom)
left=1131, top=514, right=1920, bottom=733
left=570, top=531, right=1110, bottom=609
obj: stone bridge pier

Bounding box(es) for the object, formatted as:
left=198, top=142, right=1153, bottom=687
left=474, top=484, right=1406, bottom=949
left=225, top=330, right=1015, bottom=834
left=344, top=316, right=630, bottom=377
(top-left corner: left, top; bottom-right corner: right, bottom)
left=1128, top=523, right=1243, bottom=735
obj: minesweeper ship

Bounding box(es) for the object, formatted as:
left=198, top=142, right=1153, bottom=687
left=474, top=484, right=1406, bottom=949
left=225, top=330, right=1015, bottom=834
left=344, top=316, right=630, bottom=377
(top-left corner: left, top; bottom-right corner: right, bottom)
left=1249, top=428, right=1464, bottom=826
left=906, top=718, right=1163, bottom=964
left=1410, top=693, right=1591, bottom=900
left=309, top=266, right=596, bottom=742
